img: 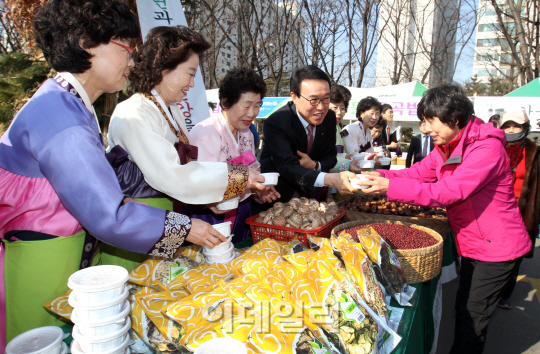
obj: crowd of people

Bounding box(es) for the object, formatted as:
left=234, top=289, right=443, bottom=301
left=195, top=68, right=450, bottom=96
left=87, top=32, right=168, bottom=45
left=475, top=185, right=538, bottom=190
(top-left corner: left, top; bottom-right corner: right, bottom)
left=0, top=0, right=538, bottom=353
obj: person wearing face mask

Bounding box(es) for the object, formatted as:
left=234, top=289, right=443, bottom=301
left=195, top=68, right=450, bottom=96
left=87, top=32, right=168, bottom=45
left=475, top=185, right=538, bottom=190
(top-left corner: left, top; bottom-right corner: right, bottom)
left=361, top=84, right=531, bottom=354
left=496, top=110, right=540, bottom=309
left=189, top=68, right=280, bottom=243
left=342, top=96, right=381, bottom=155
left=108, top=27, right=268, bottom=220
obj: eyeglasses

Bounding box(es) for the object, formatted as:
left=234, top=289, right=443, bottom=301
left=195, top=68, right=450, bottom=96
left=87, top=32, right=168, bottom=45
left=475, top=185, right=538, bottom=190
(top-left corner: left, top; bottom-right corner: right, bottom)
left=110, top=40, right=134, bottom=58
left=299, top=94, right=331, bottom=106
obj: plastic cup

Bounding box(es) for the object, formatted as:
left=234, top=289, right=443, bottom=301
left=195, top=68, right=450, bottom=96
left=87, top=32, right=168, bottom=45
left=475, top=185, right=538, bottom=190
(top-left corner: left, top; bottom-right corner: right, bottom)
left=357, top=160, right=376, bottom=169
left=71, top=335, right=130, bottom=354
left=204, top=238, right=232, bottom=254
left=72, top=317, right=130, bottom=352
left=216, top=197, right=239, bottom=211
left=71, top=301, right=130, bottom=337
left=379, top=157, right=391, bottom=165
left=68, top=288, right=128, bottom=321
left=390, top=152, right=397, bottom=157
left=68, top=265, right=128, bottom=304
left=349, top=174, right=370, bottom=189
left=260, top=172, right=279, bottom=186
left=203, top=243, right=234, bottom=263
left=212, top=221, right=232, bottom=237
left=194, top=338, right=248, bottom=354
left=6, top=326, right=66, bottom=354
left=401, top=152, right=408, bottom=159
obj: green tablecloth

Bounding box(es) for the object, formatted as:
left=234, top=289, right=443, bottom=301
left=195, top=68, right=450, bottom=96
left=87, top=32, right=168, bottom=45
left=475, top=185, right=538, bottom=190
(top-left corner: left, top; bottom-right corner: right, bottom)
left=235, top=231, right=458, bottom=354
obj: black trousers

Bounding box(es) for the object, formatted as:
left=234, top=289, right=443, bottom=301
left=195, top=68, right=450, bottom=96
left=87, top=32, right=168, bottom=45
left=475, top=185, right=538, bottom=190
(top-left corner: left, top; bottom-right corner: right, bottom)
left=450, top=256, right=522, bottom=354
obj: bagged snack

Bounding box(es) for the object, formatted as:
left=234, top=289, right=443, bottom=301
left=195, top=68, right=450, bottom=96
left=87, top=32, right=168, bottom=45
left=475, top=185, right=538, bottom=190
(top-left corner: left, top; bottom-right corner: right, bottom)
left=283, top=249, right=314, bottom=273
left=167, top=262, right=240, bottom=294
left=129, top=254, right=199, bottom=288
left=230, top=239, right=283, bottom=273
left=340, top=244, right=387, bottom=319
left=307, top=235, right=329, bottom=251
left=43, top=289, right=72, bottom=321
left=281, top=237, right=308, bottom=255
left=352, top=225, right=411, bottom=306
left=176, top=244, right=205, bottom=263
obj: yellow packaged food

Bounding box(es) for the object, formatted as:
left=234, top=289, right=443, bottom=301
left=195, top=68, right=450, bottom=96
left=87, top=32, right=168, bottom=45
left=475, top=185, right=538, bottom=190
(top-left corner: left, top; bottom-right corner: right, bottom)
left=307, top=235, right=331, bottom=251
left=176, top=244, right=205, bottom=263
left=282, top=249, right=314, bottom=273
left=43, top=289, right=72, bottom=321
left=240, top=253, right=281, bottom=278
left=129, top=254, right=199, bottom=288
left=230, top=239, right=283, bottom=273
left=340, top=243, right=387, bottom=319
left=166, top=263, right=209, bottom=290
left=281, top=237, right=308, bottom=255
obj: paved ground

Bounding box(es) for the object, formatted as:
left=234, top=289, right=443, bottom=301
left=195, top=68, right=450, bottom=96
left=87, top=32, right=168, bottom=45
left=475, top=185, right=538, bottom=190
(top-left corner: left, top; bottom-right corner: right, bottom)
left=436, top=239, right=540, bottom=354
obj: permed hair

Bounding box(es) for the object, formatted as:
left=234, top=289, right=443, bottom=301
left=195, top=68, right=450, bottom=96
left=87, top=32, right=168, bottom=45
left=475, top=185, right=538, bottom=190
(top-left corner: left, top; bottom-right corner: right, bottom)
left=33, top=0, right=139, bottom=73
left=417, top=84, right=474, bottom=129
left=381, top=103, right=393, bottom=114
left=290, top=65, right=331, bottom=97
left=219, top=68, right=267, bottom=110
left=330, top=85, right=352, bottom=110
left=129, top=26, right=210, bottom=95
left=356, top=96, right=382, bottom=119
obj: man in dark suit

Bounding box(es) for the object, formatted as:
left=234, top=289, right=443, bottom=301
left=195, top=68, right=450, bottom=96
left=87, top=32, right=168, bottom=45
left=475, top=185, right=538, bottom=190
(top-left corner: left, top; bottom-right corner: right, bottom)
left=406, top=120, right=434, bottom=167
left=259, top=65, right=356, bottom=204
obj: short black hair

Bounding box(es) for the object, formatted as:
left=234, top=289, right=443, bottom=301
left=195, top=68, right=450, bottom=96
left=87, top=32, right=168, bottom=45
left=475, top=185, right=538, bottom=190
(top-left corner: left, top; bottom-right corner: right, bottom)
left=290, top=65, right=331, bottom=96
left=331, top=85, right=352, bottom=111
left=374, top=117, right=387, bottom=129
left=417, top=84, right=474, bottom=129
left=219, top=68, right=267, bottom=110
left=129, top=26, right=210, bottom=95
left=488, top=114, right=500, bottom=127
left=33, top=0, right=139, bottom=73
left=356, top=96, right=382, bottom=119
left=381, top=104, right=393, bottom=114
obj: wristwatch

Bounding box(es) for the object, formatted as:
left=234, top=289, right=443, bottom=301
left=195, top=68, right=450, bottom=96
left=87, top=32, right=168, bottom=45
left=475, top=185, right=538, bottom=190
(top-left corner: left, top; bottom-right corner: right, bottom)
left=314, top=161, right=320, bottom=170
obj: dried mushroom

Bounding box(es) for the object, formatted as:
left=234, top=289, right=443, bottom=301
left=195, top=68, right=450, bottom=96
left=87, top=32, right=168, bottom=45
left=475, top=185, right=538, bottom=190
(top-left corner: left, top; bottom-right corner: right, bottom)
left=273, top=215, right=286, bottom=226
left=288, top=212, right=302, bottom=224
left=281, top=206, right=294, bottom=218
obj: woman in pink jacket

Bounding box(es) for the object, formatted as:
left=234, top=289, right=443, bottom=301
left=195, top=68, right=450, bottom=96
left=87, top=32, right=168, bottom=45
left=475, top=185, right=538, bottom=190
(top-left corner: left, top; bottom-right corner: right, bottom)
left=362, top=84, right=531, bottom=354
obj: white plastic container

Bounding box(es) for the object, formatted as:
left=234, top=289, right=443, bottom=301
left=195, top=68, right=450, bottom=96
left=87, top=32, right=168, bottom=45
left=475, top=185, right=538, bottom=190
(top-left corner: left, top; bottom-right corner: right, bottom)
left=71, top=301, right=130, bottom=337
left=72, top=316, right=130, bottom=352
left=357, top=160, right=376, bottom=169
left=390, top=152, right=397, bottom=157
left=379, top=157, right=391, bottom=165
left=68, top=265, right=128, bottom=304
left=59, top=342, right=68, bottom=354
left=373, top=146, right=383, bottom=153
left=401, top=152, right=408, bottom=159
left=6, top=326, right=65, bottom=354
left=212, top=221, right=232, bottom=238
left=195, top=338, right=248, bottom=354
left=349, top=174, right=370, bottom=189
left=216, top=197, right=239, bottom=211
left=68, top=288, right=128, bottom=321
left=71, top=335, right=130, bottom=354
left=260, top=172, right=279, bottom=186
left=352, top=152, right=369, bottom=160
left=204, top=243, right=234, bottom=263
left=204, top=238, right=232, bottom=254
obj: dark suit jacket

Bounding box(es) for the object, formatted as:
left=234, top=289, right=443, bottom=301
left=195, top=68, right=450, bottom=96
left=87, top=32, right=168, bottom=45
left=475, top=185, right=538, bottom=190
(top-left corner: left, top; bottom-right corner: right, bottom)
left=406, top=134, right=434, bottom=167
left=260, top=101, right=337, bottom=202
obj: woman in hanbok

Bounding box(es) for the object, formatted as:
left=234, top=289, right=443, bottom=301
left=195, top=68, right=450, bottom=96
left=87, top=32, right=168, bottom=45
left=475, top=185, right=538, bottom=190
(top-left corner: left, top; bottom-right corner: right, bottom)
left=342, top=96, right=382, bottom=155
left=190, top=68, right=280, bottom=243
left=0, top=0, right=256, bottom=347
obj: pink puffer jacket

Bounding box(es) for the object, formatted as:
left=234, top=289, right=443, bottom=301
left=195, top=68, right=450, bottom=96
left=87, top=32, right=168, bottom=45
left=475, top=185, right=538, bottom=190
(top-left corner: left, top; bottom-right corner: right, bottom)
left=378, top=117, right=531, bottom=262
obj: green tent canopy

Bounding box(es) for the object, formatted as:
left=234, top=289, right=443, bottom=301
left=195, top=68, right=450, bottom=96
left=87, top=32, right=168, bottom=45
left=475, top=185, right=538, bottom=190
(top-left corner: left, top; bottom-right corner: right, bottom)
left=505, top=78, right=540, bottom=97
left=412, top=81, right=428, bottom=97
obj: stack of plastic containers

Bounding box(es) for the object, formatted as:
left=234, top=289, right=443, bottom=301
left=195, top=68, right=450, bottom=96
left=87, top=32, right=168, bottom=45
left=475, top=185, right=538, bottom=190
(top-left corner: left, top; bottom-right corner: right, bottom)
left=67, top=265, right=131, bottom=354
left=203, top=221, right=235, bottom=264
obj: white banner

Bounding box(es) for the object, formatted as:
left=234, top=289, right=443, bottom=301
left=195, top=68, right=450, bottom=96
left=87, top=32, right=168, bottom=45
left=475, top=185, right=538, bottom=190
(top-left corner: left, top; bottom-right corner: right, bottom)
left=472, top=96, right=540, bottom=132
left=135, top=0, right=209, bottom=130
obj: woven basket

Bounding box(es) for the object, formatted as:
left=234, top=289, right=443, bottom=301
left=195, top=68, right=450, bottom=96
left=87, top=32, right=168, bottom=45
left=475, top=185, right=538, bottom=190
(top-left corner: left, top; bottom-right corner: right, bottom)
left=343, top=210, right=451, bottom=241
left=332, top=220, right=444, bottom=284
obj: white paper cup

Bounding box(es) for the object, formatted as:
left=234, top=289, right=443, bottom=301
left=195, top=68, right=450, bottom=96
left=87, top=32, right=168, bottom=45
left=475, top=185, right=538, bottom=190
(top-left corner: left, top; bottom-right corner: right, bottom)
left=260, top=172, right=279, bottom=186
left=68, top=265, right=128, bottom=304
left=204, top=239, right=232, bottom=254
left=349, top=174, right=370, bottom=189
left=212, top=221, right=232, bottom=237
left=401, top=152, right=408, bottom=159
left=352, top=152, right=369, bottom=160
left=379, top=157, right=391, bottom=165
left=68, top=288, right=128, bottom=321
left=6, top=326, right=65, bottom=354
left=72, top=316, right=130, bottom=353
left=71, top=301, right=130, bottom=337
left=71, top=335, right=130, bottom=354
left=216, top=197, right=239, bottom=211
left=204, top=243, right=234, bottom=263
left=357, top=160, right=376, bottom=169
left=195, top=338, right=248, bottom=354
left=390, top=152, right=397, bottom=156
